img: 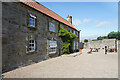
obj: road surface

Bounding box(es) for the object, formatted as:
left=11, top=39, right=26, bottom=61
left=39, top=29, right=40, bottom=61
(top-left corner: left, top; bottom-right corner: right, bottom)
left=3, top=49, right=118, bottom=78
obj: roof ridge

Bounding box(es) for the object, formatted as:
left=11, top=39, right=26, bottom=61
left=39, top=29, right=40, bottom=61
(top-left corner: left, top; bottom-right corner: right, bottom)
left=36, top=2, right=69, bottom=24
left=21, top=0, right=79, bottom=31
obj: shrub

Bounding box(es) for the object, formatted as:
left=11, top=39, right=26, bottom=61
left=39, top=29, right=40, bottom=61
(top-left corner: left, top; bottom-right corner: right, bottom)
left=84, top=39, right=88, bottom=43
left=58, top=26, right=77, bottom=54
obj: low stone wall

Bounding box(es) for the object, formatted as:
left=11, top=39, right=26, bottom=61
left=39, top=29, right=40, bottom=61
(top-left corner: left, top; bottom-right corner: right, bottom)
left=84, top=39, right=117, bottom=49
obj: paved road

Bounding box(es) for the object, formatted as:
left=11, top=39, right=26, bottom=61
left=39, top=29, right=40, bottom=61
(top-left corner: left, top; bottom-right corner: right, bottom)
left=3, top=49, right=118, bottom=78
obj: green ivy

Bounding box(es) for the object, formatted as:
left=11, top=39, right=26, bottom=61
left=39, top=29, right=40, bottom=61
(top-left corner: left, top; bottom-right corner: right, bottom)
left=58, top=26, right=77, bottom=54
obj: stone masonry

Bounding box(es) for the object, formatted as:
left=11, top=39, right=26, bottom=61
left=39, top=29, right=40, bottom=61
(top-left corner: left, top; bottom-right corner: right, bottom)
left=84, top=39, right=117, bottom=49
left=2, top=2, right=80, bottom=72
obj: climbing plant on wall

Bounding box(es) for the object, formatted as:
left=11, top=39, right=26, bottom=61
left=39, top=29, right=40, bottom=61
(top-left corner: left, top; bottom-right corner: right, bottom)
left=58, top=26, right=77, bottom=54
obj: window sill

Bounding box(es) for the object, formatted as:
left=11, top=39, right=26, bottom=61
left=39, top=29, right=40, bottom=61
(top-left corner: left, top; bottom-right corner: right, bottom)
left=29, top=50, right=35, bottom=53
left=28, top=25, right=37, bottom=29
left=48, top=31, right=56, bottom=34
left=26, top=50, right=36, bottom=55
left=49, top=52, right=56, bottom=54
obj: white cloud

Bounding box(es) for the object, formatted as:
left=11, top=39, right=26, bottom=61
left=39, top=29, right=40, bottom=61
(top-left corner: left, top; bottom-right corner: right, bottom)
left=96, top=21, right=110, bottom=27
left=73, top=18, right=91, bottom=26
left=73, top=19, right=81, bottom=26
left=83, top=18, right=90, bottom=23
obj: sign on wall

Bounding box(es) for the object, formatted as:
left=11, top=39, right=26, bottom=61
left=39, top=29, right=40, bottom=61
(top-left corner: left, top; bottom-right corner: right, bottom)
left=48, top=41, right=57, bottom=54
left=49, top=41, right=57, bottom=48
left=49, top=22, right=56, bottom=32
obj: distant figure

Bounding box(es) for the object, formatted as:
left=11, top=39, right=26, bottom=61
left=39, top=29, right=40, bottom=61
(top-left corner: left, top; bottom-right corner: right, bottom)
left=105, top=46, right=107, bottom=54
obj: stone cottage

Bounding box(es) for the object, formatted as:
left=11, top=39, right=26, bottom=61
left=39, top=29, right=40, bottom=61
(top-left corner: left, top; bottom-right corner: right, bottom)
left=2, top=0, right=80, bottom=72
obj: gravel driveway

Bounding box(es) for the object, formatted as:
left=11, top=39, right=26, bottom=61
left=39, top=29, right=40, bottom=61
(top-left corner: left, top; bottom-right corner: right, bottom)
left=3, top=49, right=118, bottom=78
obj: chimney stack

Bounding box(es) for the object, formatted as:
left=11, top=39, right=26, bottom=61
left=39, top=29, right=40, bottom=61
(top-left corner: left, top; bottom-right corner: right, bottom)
left=67, top=15, right=72, bottom=24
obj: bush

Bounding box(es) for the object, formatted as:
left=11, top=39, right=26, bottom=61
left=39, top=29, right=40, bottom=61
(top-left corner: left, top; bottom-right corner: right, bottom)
left=107, top=31, right=120, bottom=40
left=58, top=26, right=77, bottom=54
left=97, top=36, right=103, bottom=40
left=62, top=42, right=70, bottom=54
left=92, top=39, right=97, bottom=41
left=84, top=39, right=88, bottom=43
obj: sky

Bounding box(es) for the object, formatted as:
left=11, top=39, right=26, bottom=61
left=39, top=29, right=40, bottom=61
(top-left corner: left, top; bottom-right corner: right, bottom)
left=36, top=1, right=118, bottom=40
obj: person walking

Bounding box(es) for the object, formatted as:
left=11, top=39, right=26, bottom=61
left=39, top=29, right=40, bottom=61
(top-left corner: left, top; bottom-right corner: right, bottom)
left=105, top=46, right=107, bottom=54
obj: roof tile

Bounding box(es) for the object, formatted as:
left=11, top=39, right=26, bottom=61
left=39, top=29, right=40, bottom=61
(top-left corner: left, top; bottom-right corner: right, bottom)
left=21, top=0, right=79, bottom=31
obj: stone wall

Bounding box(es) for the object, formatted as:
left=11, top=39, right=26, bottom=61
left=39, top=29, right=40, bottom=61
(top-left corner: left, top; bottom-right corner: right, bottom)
left=2, top=2, right=49, bottom=72
left=84, top=39, right=117, bottom=49
left=2, top=2, right=80, bottom=72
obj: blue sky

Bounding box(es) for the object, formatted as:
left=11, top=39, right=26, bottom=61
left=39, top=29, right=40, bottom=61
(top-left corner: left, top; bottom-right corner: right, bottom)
left=37, top=2, right=118, bottom=40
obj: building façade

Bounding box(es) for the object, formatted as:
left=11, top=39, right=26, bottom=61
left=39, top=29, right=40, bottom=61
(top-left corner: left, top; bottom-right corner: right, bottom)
left=2, top=1, right=80, bottom=72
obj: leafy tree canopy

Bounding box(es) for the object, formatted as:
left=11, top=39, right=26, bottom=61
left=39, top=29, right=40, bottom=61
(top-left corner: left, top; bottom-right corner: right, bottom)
left=84, top=39, right=88, bottom=43
left=108, top=31, right=120, bottom=40
left=92, top=31, right=120, bottom=41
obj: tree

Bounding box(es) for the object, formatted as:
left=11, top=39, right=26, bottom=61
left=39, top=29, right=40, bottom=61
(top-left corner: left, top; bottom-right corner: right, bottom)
left=108, top=31, right=118, bottom=39
left=102, top=36, right=108, bottom=39
left=92, top=31, right=120, bottom=41
left=97, top=36, right=103, bottom=40
left=107, top=31, right=120, bottom=40
left=116, top=31, right=120, bottom=40
left=84, top=39, right=88, bottom=43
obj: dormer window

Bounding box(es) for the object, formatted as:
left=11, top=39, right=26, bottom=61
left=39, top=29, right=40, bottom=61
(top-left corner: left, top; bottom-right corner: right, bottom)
left=29, top=14, right=36, bottom=27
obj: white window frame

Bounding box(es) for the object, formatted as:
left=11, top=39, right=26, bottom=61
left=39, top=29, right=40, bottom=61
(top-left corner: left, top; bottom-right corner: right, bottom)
left=49, top=22, right=56, bottom=32
left=29, top=40, right=36, bottom=52
left=29, top=14, right=36, bottom=27
left=48, top=41, right=57, bottom=54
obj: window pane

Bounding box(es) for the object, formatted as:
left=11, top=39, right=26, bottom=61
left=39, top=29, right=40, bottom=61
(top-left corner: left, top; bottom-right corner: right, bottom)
left=30, top=18, right=32, bottom=21
left=29, top=17, right=35, bottom=27
left=29, top=44, right=32, bottom=46
left=49, top=41, right=57, bottom=54
left=32, top=44, right=34, bottom=46
left=29, top=40, right=35, bottom=52
left=31, top=40, right=34, bottom=43
left=29, top=48, right=31, bottom=50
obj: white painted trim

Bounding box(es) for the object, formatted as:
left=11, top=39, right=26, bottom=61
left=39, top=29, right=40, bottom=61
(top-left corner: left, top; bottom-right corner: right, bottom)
left=48, top=41, right=57, bottom=54
left=29, top=40, right=36, bottom=52
left=30, top=14, right=36, bottom=19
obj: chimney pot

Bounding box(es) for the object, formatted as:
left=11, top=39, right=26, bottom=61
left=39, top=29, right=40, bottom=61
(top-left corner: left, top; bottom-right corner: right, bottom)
left=67, top=15, right=72, bottom=24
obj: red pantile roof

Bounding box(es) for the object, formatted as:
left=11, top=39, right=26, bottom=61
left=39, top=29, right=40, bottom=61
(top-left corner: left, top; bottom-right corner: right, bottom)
left=20, top=0, right=79, bottom=31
